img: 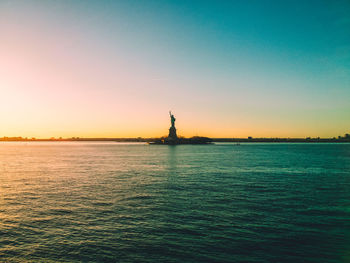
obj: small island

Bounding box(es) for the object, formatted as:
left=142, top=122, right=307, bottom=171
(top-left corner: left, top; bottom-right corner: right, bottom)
left=149, top=111, right=213, bottom=145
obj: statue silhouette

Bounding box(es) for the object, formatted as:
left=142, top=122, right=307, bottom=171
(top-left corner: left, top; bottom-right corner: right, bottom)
left=168, top=111, right=177, bottom=139
left=169, top=111, right=176, bottom=128
left=148, top=111, right=212, bottom=144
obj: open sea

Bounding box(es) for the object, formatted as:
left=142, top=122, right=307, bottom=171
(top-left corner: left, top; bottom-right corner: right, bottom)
left=0, top=142, right=349, bottom=262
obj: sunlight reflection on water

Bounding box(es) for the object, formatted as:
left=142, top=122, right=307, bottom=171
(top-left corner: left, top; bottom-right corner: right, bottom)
left=0, top=142, right=349, bottom=262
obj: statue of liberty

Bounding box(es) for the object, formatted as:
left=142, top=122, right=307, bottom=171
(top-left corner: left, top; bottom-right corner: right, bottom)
left=169, top=111, right=176, bottom=128
left=168, top=111, right=177, bottom=139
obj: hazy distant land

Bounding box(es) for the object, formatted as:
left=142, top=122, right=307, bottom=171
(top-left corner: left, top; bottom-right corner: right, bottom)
left=1, top=134, right=349, bottom=143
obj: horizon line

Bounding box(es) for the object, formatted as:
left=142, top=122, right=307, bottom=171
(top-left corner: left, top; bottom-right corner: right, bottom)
left=1, top=134, right=349, bottom=141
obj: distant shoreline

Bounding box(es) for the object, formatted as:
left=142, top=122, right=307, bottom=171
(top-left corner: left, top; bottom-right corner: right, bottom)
left=1, top=137, right=349, bottom=143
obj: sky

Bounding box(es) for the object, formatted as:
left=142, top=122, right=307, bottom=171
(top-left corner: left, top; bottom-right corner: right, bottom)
left=0, top=0, right=349, bottom=138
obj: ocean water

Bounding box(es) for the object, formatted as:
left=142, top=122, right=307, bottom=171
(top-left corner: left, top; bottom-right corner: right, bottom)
left=0, top=142, right=349, bottom=263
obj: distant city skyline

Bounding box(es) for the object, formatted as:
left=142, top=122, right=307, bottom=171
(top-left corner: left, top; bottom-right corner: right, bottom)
left=1, top=0, right=349, bottom=138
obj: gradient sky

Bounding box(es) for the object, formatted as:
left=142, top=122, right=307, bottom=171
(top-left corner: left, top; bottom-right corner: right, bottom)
left=1, top=0, right=349, bottom=138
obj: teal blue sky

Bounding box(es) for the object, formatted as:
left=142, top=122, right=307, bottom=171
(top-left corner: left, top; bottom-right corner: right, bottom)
left=1, top=0, right=349, bottom=137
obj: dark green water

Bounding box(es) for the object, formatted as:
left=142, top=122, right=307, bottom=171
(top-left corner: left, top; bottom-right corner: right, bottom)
left=0, top=142, right=349, bottom=262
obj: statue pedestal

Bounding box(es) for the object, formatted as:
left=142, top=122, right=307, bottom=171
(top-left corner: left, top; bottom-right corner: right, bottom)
left=168, top=126, right=177, bottom=139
